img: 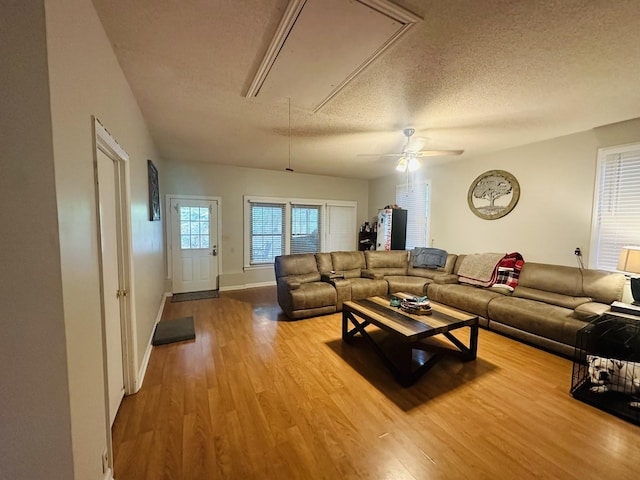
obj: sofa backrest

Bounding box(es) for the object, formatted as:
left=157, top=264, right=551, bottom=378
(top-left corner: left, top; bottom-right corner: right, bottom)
left=516, top=262, right=625, bottom=305
left=364, top=250, right=409, bottom=276
left=315, top=252, right=333, bottom=274
left=331, top=251, right=366, bottom=278
left=451, top=254, right=467, bottom=274
left=274, top=253, right=320, bottom=283
left=407, top=253, right=458, bottom=278
left=580, top=268, right=626, bottom=304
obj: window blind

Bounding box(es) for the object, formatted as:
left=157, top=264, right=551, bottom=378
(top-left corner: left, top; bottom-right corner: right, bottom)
left=249, top=202, right=285, bottom=264
left=396, top=182, right=429, bottom=249
left=592, top=145, right=640, bottom=271
left=291, top=204, right=321, bottom=254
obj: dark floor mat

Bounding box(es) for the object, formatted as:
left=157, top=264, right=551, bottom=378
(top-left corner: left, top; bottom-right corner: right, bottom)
left=152, top=316, right=195, bottom=346
left=171, top=290, right=219, bottom=302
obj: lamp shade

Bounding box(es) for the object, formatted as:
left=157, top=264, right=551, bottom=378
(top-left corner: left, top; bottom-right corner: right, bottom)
left=617, top=246, right=640, bottom=274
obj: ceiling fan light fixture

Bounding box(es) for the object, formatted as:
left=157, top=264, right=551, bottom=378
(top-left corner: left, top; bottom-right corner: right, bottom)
left=408, top=157, right=420, bottom=172
left=395, top=157, right=408, bottom=172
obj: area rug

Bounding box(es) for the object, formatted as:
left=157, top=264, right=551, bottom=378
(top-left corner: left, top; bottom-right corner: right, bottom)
left=152, top=316, right=195, bottom=346
left=171, top=290, right=219, bottom=303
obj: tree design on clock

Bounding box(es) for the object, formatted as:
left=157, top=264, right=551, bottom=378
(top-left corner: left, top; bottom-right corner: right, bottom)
left=467, top=170, right=520, bottom=220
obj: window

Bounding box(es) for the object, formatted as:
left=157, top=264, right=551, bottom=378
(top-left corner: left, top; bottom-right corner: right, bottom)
left=591, top=144, right=640, bottom=271
left=291, top=204, right=321, bottom=254
left=180, top=206, right=210, bottom=249
left=396, top=181, right=430, bottom=249
left=249, top=202, right=285, bottom=264
left=244, top=196, right=356, bottom=267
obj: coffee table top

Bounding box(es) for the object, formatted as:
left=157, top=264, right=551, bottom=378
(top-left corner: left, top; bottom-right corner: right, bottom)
left=343, top=294, right=478, bottom=341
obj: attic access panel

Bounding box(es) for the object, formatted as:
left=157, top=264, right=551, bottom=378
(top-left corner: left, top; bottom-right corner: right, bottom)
left=246, top=0, right=420, bottom=112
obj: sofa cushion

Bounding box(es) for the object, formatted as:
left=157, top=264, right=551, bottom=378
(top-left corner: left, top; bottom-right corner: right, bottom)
left=488, top=296, right=588, bottom=346
left=315, top=252, right=333, bottom=274
left=331, top=251, right=366, bottom=277
left=427, top=283, right=504, bottom=319
left=275, top=253, right=319, bottom=278
left=290, top=282, right=336, bottom=310
left=581, top=269, right=626, bottom=304
left=364, top=250, right=409, bottom=276
left=349, top=278, right=389, bottom=300
left=512, top=286, right=592, bottom=309
left=518, top=263, right=583, bottom=296
left=385, top=276, right=430, bottom=296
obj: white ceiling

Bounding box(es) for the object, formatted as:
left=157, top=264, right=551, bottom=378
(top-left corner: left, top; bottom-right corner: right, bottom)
left=92, top=0, right=640, bottom=180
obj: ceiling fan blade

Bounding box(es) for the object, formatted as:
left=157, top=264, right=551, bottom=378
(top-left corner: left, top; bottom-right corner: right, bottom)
left=415, top=149, right=464, bottom=157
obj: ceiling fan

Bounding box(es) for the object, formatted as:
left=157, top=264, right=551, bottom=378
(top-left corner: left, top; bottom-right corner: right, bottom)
left=383, top=128, right=464, bottom=172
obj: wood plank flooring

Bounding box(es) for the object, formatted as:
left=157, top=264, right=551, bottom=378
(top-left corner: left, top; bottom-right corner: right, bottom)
left=112, top=287, right=640, bottom=479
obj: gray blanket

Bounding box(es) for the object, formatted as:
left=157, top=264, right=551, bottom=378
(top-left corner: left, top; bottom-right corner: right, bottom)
left=412, top=247, right=448, bottom=269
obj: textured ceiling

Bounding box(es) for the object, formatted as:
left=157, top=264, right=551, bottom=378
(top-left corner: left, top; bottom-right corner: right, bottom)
left=92, top=0, right=640, bottom=180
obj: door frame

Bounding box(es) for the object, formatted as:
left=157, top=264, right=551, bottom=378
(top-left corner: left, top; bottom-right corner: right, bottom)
left=93, top=117, right=138, bottom=475
left=165, top=194, right=222, bottom=292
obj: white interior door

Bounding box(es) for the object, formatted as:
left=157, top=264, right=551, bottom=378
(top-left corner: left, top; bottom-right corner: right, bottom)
left=326, top=204, right=356, bottom=251
left=170, top=198, right=219, bottom=293
left=96, top=149, right=125, bottom=426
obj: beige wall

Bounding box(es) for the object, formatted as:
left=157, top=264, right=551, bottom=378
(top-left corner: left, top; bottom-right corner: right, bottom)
left=0, top=2, right=74, bottom=479
left=44, top=0, right=165, bottom=478
left=370, top=118, right=640, bottom=267
left=163, top=161, right=369, bottom=288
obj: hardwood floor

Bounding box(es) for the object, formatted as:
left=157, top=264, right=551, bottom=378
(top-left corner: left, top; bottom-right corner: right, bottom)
left=113, top=287, right=640, bottom=479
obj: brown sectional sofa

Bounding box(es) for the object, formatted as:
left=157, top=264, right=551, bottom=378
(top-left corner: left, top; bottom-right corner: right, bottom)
left=274, top=250, right=626, bottom=357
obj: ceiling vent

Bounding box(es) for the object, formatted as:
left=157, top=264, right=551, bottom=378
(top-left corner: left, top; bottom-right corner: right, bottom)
left=246, top=0, right=421, bottom=112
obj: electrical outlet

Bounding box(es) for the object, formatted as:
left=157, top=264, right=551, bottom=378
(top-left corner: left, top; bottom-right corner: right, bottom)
left=574, top=247, right=582, bottom=256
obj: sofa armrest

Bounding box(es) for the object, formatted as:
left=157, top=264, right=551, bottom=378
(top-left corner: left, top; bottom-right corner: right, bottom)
left=321, top=272, right=345, bottom=282
left=361, top=269, right=384, bottom=280
left=573, top=302, right=610, bottom=320
left=283, top=278, right=301, bottom=290
left=433, top=274, right=459, bottom=284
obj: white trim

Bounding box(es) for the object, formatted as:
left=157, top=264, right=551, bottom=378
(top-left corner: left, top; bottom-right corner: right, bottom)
left=245, top=0, right=420, bottom=112
left=93, top=116, right=137, bottom=478
left=103, top=468, right=114, bottom=480
left=135, top=292, right=168, bottom=392
left=219, top=281, right=277, bottom=292
left=165, top=194, right=222, bottom=291
left=243, top=195, right=357, bottom=268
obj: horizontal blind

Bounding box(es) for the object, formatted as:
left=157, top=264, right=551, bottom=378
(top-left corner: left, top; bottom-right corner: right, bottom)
left=593, top=146, right=640, bottom=270
left=290, top=204, right=321, bottom=254
left=396, top=182, right=429, bottom=249
left=249, top=202, right=285, bottom=264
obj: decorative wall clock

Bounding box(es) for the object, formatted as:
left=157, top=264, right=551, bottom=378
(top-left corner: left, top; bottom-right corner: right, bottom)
left=467, top=169, right=520, bottom=220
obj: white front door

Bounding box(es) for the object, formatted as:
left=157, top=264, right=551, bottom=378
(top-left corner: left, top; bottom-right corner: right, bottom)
left=96, top=149, right=125, bottom=426
left=170, top=198, right=219, bottom=293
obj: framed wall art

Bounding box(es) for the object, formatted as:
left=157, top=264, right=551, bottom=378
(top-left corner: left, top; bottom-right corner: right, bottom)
left=467, top=169, right=520, bottom=220
left=147, top=160, right=160, bottom=221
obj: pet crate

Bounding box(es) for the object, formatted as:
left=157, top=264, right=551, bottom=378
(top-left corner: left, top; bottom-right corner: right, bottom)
left=571, top=313, right=640, bottom=425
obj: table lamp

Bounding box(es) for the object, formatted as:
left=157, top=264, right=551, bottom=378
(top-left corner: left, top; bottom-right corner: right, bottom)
left=617, top=246, right=640, bottom=305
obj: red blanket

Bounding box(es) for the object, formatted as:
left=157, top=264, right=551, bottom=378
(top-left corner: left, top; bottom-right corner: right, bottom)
left=491, top=252, right=525, bottom=291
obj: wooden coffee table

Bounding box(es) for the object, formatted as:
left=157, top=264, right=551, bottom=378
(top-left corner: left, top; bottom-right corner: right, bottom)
left=342, top=293, right=479, bottom=386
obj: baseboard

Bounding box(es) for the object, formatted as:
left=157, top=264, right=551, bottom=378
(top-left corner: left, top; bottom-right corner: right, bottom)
left=103, top=467, right=114, bottom=480
left=219, top=281, right=276, bottom=292
left=135, top=292, right=168, bottom=392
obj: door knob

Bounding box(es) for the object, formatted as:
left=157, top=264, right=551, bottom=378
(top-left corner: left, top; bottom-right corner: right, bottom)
left=212, top=246, right=218, bottom=256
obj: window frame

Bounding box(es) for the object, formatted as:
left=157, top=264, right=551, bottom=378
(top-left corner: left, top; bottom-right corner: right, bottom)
left=589, top=143, right=640, bottom=271
left=243, top=195, right=357, bottom=269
